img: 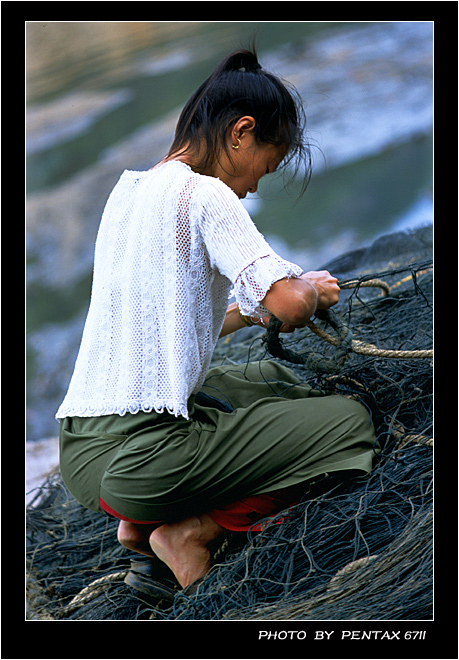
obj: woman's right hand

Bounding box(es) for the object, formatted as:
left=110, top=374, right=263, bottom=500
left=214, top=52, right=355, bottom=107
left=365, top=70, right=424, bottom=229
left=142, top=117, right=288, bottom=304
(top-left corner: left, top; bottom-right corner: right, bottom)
left=300, top=271, right=340, bottom=310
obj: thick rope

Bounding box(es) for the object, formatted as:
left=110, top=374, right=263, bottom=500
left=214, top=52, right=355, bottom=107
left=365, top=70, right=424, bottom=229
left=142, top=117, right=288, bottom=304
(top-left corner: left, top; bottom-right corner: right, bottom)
left=326, top=555, right=379, bottom=593
left=323, top=277, right=432, bottom=357
left=340, top=278, right=390, bottom=296
left=264, top=276, right=433, bottom=372
left=63, top=570, right=128, bottom=614
left=304, top=318, right=433, bottom=359
left=390, top=421, right=433, bottom=448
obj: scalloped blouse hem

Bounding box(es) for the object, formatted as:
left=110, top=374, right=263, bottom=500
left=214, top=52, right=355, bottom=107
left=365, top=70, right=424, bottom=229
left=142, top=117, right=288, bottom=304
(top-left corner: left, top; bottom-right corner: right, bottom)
left=55, top=401, right=190, bottom=421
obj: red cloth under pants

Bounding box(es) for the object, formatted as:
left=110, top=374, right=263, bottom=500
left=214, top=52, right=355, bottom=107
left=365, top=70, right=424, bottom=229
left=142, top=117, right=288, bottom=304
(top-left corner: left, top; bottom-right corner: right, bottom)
left=100, top=489, right=298, bottom=532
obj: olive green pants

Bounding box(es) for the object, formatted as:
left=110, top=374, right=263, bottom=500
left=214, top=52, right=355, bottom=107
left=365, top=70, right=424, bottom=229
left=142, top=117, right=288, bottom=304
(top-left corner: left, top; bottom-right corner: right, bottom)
left=59, top=360, right=377, bottom=523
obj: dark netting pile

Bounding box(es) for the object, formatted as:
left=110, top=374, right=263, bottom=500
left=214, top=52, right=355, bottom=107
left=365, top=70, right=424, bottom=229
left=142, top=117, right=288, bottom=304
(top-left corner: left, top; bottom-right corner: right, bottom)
left=26, top=227, right=433, bottom=621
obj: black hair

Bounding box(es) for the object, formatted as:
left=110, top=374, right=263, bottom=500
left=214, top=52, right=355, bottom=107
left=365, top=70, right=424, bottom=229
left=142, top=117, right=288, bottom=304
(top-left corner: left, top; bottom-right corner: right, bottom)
left=166, top=47, right=312, bottom=194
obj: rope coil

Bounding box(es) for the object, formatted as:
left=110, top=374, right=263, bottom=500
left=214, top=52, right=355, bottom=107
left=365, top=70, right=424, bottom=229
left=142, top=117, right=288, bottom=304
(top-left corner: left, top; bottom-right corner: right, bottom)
left=64, top=571, right=128, bottom=614
left=264, top=275, right=433, bottom=373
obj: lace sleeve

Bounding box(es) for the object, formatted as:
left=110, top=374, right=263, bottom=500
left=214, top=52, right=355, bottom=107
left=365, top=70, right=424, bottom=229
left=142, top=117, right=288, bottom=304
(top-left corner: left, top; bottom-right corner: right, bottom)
left=232, top=254, right=303, bottom=319
left=196, top=178, right=302, bottom=308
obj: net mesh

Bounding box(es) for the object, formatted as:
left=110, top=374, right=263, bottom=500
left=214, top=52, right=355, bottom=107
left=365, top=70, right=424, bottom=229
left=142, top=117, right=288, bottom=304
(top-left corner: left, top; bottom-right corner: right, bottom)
left=27, top=233, right=433, bottom=621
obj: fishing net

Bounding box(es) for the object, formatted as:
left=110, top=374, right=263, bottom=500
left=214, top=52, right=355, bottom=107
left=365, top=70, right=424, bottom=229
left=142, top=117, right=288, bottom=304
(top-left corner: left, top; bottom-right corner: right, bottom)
left=26, top=228, right=433, bottom=621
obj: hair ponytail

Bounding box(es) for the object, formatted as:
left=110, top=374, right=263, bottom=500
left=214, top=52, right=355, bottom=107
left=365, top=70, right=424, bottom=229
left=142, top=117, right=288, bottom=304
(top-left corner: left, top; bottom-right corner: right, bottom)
left=166, top=47, right=311, bottom=193
left=217, top=48, right=262, bottom=73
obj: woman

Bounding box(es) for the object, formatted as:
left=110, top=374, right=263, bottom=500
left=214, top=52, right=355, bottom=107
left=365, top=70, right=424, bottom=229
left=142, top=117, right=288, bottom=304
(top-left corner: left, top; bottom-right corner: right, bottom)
left=57, top=49, right=377, bottom=592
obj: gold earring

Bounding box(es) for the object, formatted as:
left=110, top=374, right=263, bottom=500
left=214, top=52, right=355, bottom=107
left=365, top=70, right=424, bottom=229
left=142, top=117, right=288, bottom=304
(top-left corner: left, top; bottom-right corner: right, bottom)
left=232, top=137, right=241, bottom=150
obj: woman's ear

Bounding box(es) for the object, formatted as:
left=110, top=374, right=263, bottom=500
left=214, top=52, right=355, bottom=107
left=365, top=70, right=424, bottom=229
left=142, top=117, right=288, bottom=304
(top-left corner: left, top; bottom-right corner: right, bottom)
left=232, top=116, right=256, bottom=141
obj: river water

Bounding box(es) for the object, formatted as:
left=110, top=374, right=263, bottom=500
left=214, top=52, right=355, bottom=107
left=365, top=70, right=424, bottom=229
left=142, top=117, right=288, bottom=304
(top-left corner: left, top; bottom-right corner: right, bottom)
left=26, top=21, right=433, bottom=445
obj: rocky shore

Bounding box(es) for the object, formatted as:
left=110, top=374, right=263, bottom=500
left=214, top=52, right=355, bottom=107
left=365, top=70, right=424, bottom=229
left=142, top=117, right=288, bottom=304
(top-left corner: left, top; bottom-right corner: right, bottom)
left=26, top=436, right=59, bottom=505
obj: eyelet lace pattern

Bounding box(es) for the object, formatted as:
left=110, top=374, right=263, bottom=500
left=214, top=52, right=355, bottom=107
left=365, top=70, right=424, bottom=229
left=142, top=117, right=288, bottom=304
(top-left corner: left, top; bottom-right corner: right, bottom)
left=56, top=161, right=302, bottom=420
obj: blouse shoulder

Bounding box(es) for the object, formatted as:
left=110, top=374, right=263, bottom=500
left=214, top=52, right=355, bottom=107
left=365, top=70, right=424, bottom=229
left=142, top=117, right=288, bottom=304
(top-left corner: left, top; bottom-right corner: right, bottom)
left=192, top=173, right=251, bottom=223
left=119, top=161, right=247, bottom=221
left=196, top=173, right=239, bottom=201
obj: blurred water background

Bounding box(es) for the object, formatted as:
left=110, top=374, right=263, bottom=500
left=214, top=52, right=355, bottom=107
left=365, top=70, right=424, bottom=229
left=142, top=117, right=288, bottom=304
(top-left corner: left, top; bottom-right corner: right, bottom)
left=26, top=21, right=433, bottom=450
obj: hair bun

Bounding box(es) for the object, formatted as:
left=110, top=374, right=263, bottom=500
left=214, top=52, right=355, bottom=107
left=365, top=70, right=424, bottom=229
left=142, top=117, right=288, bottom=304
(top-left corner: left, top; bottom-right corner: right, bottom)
left=238, top=62, right=262, bottom=73
left=221, top=49, right=262, bottom=74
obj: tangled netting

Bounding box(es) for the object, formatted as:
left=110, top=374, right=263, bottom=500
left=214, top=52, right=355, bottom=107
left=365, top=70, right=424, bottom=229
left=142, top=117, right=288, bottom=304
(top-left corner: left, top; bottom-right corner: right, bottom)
left=27, top=248, right=433, bottom=621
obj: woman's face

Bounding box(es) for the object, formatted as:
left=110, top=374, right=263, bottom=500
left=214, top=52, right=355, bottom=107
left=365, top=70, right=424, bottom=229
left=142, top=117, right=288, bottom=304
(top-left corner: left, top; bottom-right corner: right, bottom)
left=212, top=116, right=288, bottom=200
left=222, top=139, right=287, bottom=200
left=174, top=116, right=288, bottom=199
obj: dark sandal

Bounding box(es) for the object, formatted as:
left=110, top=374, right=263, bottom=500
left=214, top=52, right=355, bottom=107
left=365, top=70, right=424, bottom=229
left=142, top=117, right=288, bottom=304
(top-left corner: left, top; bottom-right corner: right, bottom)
left=125, top=532, right=248, bottom=603
left=124, top=556, right=180, bottom=606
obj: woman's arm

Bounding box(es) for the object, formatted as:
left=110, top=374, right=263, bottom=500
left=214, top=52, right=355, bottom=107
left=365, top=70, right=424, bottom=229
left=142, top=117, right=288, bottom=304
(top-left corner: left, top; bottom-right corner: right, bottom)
left=219, top=302, right=248, bottom=338
left=218, top=270, right=340, bottom=338
left=261, top=271, right=340, bottom=325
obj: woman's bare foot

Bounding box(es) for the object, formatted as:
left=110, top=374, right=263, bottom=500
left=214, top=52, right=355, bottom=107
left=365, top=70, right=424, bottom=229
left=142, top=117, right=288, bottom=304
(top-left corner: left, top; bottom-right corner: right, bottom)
left=149, top=514, right=224, bottom=588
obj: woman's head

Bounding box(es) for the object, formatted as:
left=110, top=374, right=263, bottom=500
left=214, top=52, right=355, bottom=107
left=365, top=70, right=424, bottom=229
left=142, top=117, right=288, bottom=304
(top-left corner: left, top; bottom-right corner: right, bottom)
left=166, top=47, right=312, bottom=195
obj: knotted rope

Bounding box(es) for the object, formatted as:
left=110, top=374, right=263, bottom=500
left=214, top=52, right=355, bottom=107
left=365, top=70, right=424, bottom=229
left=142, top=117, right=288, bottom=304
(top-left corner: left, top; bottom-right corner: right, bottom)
left=264, top=277, right=433, bottom=373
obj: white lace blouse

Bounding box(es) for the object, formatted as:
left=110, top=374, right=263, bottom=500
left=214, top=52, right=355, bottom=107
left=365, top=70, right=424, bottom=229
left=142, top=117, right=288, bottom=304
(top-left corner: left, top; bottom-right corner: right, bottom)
left=56, top=161, right=302, bottom=420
